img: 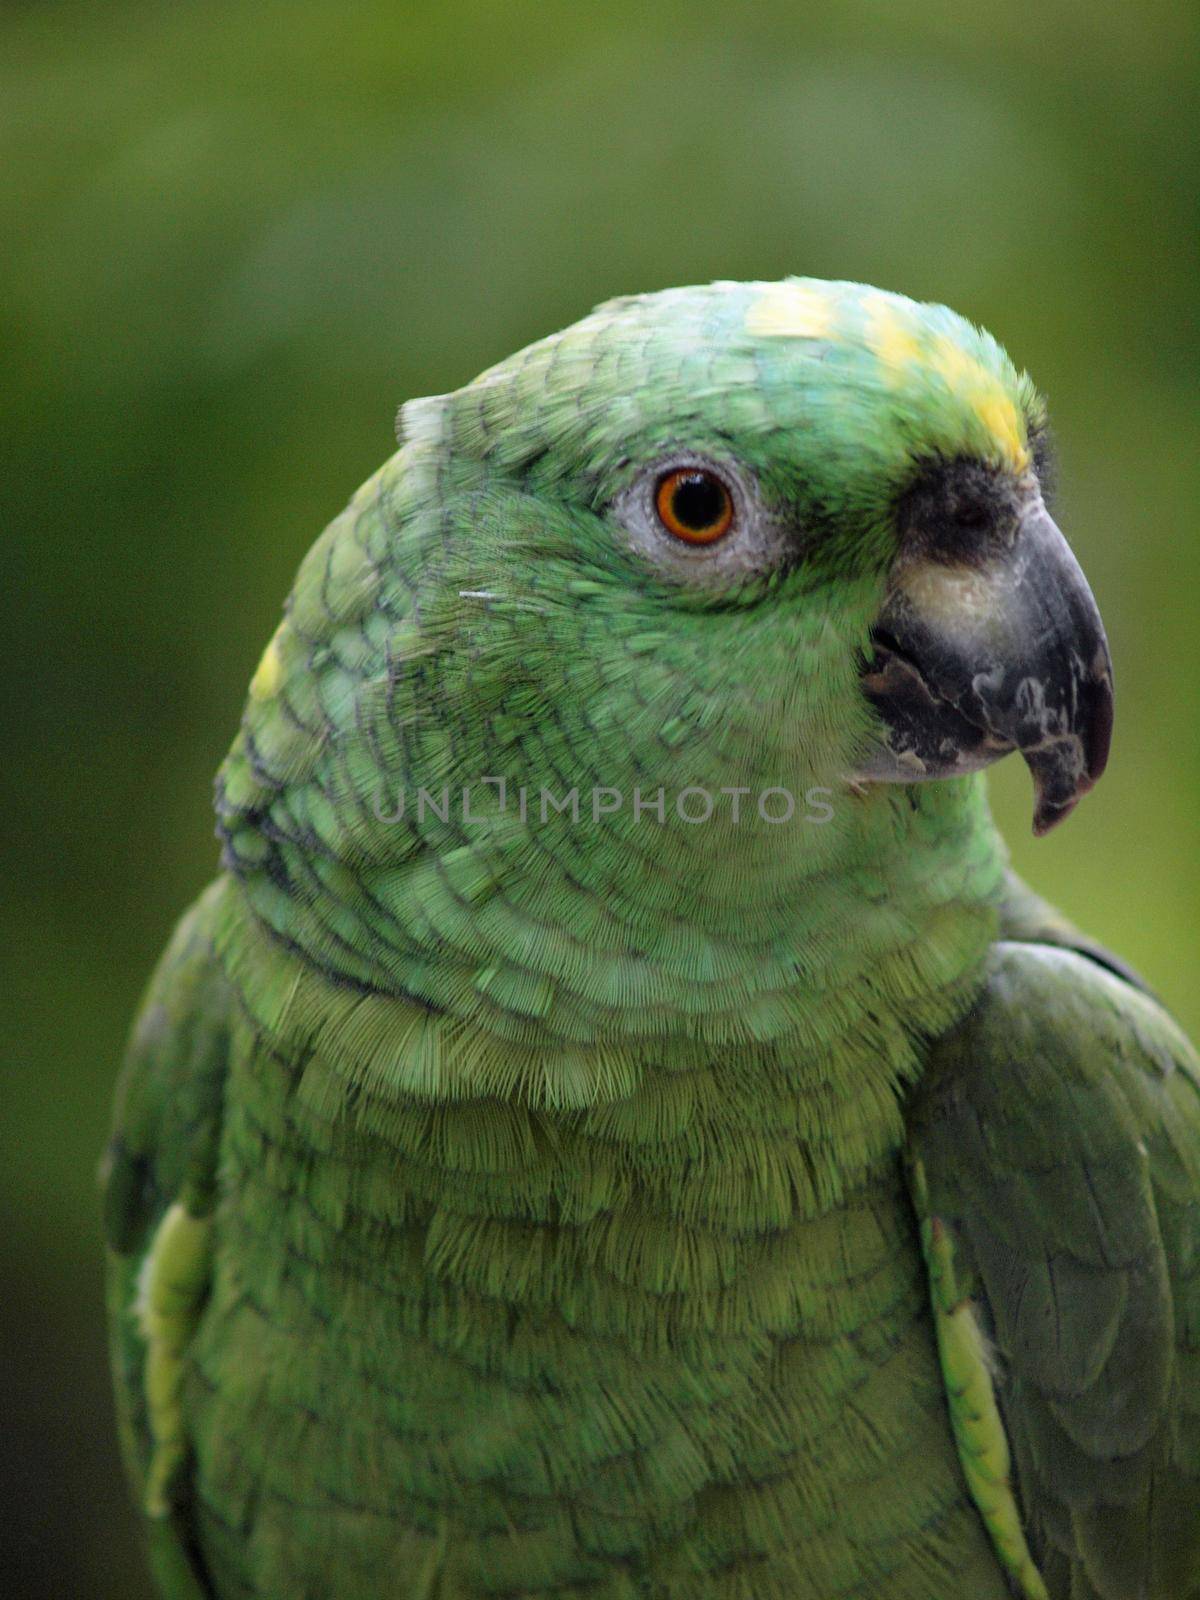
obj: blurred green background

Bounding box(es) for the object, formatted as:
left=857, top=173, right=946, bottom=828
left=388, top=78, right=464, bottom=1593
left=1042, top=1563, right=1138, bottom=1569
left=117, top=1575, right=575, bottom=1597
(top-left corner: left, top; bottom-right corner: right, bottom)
left=4, top=1, right=1196, bottom=1593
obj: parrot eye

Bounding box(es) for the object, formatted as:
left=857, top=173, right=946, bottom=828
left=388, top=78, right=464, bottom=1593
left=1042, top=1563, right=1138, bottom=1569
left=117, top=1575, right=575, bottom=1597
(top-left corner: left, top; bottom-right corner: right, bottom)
left=654, top=469, right=735, bottom=545
left=611, top=454, right=782, bottom=584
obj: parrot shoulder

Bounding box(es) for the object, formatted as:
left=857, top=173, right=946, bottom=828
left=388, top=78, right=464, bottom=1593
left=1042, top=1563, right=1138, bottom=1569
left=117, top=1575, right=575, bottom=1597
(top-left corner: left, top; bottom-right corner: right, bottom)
left=906, top=924, right=1200, bottom=1599
left=102, top=876, right=235, bottom=1599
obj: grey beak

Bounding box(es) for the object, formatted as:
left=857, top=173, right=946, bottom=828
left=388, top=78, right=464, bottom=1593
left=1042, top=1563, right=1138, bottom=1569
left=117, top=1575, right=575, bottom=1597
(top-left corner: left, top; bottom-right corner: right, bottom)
left=859, top=498, right=1113, bottom=834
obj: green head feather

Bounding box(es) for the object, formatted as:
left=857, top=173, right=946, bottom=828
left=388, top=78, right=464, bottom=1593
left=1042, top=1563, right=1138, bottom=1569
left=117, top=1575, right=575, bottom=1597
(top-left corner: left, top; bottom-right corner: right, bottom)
left=213, top=279, right=1028, bottom=1104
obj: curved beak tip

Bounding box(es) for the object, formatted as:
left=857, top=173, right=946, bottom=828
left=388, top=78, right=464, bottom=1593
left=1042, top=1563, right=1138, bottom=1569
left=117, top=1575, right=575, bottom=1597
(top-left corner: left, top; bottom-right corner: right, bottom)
left=1032, top=788, right=1085, bottom=837
left=1027, top=670, right=1113, bottom=836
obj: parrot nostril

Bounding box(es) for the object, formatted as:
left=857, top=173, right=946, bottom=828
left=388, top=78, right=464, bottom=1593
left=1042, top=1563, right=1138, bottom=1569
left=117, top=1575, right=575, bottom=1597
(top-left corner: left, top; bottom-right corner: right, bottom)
left=952, top=501, right=990, bottom=533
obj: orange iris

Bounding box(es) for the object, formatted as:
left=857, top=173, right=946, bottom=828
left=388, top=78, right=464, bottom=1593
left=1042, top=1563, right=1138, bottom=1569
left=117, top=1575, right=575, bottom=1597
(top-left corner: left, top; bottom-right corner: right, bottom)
left=654, top=469, right=734, bottom=545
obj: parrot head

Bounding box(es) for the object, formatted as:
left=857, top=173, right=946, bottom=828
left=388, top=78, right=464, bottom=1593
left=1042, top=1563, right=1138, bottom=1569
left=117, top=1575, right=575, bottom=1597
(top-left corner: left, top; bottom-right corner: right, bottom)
left=403, top=277, right=1112, bottom=838
left=215, top=278, right=1116, bottom=1066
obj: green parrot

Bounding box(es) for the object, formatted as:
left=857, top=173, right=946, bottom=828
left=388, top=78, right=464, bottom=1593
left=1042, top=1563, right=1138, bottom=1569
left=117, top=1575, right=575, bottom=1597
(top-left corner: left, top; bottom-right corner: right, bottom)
left=104, top=278, right=1200, bottom=1600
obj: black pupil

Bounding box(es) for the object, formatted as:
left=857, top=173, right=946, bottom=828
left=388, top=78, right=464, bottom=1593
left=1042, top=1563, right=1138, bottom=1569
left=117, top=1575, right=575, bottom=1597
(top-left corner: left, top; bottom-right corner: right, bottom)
left=671, top=473, right=725, bottom=530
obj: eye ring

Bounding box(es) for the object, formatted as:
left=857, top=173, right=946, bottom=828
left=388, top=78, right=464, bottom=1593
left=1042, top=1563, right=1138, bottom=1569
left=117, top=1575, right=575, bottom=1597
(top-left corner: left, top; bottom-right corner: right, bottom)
left=654, top=468, right=735, bottom=545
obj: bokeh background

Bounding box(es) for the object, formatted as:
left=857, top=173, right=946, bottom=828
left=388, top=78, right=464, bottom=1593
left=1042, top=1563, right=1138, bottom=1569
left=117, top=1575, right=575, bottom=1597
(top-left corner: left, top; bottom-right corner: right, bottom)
left=4, top=1, right=1196, bottom=1593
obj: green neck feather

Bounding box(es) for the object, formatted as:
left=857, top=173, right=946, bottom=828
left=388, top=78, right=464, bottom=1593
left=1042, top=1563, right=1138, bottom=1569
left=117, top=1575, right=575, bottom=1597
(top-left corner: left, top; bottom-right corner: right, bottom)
left=215, top=371, right=1008, bottom=1127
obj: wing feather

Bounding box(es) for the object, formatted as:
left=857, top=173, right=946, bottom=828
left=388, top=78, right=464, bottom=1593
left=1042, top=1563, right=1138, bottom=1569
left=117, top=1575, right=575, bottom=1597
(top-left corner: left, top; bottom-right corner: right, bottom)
left=907, top=932, right=1200, bottom=1599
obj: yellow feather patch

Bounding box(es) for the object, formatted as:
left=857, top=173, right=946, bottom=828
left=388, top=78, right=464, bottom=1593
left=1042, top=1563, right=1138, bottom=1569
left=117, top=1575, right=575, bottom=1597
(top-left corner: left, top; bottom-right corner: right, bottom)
left=928, top=334, right=1030, bottom=471
left=862, top=292, right=922, bottom=379
left=745, top=282, right=837, bottom=340
left=135, top=1201, right=213, bottom=1516
left=973, top=393, right=1030, bottom=471
left=249, top=629, right=285, bottom=701
left=912, top=1161, right=1049, bottom=1600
